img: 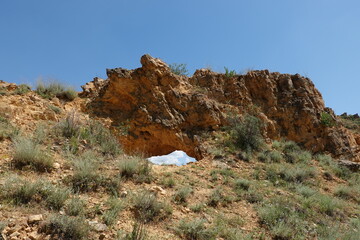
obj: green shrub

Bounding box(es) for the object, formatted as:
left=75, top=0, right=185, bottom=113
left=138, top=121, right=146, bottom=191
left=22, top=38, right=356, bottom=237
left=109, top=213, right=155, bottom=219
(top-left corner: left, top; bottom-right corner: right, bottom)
left=320, top=112, right=335, bottom=127
left=258, top=199, right=308, bottom=240
left=295, top=185, right=317, bottom=198
left=189, top=203, right=205, bottom=213
left=36, top=80, right=77, bottom=100
left=40, top=214, right=89, bottom=240
left=65, top=197, right=85, bottom=216
left=160, top=176, right=176, bottom=188
left=48, top=104, right=62, bottom=114
left=0, top=118, right=16, bottom=140
left=103, top=198, right=123, bottom=226
left=313, top=194, right=342, bottom=216
left=118, top=156, right=152, bottom=183
left=69, top=152, right=102, bottom=192
left=315, top=154, right=352, bottom=179
left=13, top=84, right=31, bottom=95
left=12, top=137, right=53, bottom=172
left=224, top=67, right=237, bottom=78
left=133, top=191, right=172, bottom=223
left=231, top=114, right=264, bottom=152
left=266, top=163, right=316, bottom=184
left=173, top=187, right=192, bottom=205
left=334, top=185, right=359, bottom=202
left=42, top=184, right=70, bottom=211
left=119, top=221, right=148, bottom=240
left=208, top=188, right=232, bottom=207
left=57, top=112, right=81, bottom=138
left=169, top=63, right=189, bottom=76
left=174, top=218, right=216, bottom=240
left=1, top=176, right=42, bottom=205
left=233, top=179, right=250, bottom=191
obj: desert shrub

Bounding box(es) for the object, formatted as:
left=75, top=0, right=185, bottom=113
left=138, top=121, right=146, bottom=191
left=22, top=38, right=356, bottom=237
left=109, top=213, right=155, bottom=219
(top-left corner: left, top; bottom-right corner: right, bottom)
left=57, top=112, right=81, bottom=138
left=160, top=176, right=176, bottom=188
left=83, top=120, right=121, bottom=156
left=36, top=80, right=77, bottom=100
left=315, top=154, right=351, bottom=180
left=69, top=151, right=102, bottom=192
left=12, top=136, right=53, bottom=172
left=207, top=188, right=232, bottom=207
left=174, top=218, right=216, bottom=240
left=224, top=67, right=237, bottom=78
left=40, top=214, right=89, bottom=240
left=295, top=185, right=317, bottom=198
left=230, top=114, right=264, bottom=152
left=265, top=163, right=316, bottom=184
left=320, top=112, right=335, bottom=127
left=118, top=156, right=152, bottom=183
left=233, top=179, right=250, bottom=191
left=214, top=214, right=245, bottom=240
left=0, top=117, right=17, bottom=140
left=103, top=198, right=123, bottom=226
left=258, top=199, right=308, bottom=240
left=48, top=104, right=62, bottom=114
left=1, top=176, right=42, bottom=205
left=133, top=191, right=172, bottom=223
left=312, top=194, right=343, bottom=216
left=173, top=187, right=192, bottom=205
left=119, top=221, right=148, bottom=240
left=257, top=150, right=283, bottom=163
left=334, top=185, right=359, bottom=202
left=65, top=197, right=85, bottom=216
left=189, top=203, right=205, bottom=213
left=169, top=63, right=189, bottom=76
left=13, top=84, right=31, bottom=95
left=243, top=189, right=263, bottom=203
left=42, top=183, right=70, bottom=211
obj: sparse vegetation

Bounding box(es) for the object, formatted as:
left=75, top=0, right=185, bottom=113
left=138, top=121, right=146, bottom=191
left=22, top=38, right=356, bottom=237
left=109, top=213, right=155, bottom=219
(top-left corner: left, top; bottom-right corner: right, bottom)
left=208, top=188, right=232, bottom=207
left=132, top=191, right=172, bottom=223
left=36, top=80, right=77, bottom=100
left=103, top=198, right=123, bottom=226
left=118, top=156, right=152, bottom=183
left=169, top=63, right=189, bottom=76
left=0, top=116, right=17, bottom=140
left=320, top=112, right=335, bottom=127
left=12, top=136, right=53, bottom=172
left=224, top=67, right=237, bottom=78
left=14, top=84, right=31, bottom=95
left=119, top=221, right=148, bottom=240
left=173, top=187, right=192, bottom=205
left=40, top=214, right=89, bottom=240
left=174, top=218, right=216, bottom=240
left=65, top=197, right=85, bottom=216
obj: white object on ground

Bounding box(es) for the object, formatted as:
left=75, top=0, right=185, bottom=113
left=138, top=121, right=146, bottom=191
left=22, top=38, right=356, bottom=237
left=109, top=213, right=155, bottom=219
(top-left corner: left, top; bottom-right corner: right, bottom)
left=147, top=150, right=197, bottom=166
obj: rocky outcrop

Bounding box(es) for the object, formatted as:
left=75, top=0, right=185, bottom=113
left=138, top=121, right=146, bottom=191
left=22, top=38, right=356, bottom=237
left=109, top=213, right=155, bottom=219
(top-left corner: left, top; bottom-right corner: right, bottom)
left=84, top=54, right=360, bottom=161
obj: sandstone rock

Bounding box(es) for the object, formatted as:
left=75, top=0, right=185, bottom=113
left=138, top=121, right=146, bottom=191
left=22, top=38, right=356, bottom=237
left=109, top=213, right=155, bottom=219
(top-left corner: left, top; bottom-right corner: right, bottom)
left=149, top=186, right=166, bottom=195
left=84, top=54, right=360, bottom=162
left=339, top=160, right=360, bottom=171
left=28, top=214, right=43, bottom=224
left=53, top=162, right=61, bottom=169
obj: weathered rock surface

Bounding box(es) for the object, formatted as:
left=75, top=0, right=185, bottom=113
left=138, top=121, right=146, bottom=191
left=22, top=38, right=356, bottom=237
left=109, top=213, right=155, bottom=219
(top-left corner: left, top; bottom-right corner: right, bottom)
left=84, top=54, right=360, bottom=162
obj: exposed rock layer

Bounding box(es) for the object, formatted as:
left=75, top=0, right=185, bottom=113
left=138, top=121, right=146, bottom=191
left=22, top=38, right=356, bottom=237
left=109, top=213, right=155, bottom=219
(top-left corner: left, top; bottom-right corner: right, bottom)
left=84, top=55, right=360, bottom=161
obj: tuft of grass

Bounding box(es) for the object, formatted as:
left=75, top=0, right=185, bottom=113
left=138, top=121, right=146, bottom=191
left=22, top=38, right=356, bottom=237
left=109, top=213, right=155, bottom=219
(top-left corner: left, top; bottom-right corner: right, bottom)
left=48, top=104, right=62, bottom=114
left=119, top=221, right=148, bottom=240
left=334, top=185, right=359, bottom=202
left=233, top=179, right=250, bottom=191
left=160, top=176, right=176, bottom=188
left=13, top=84, right=31, bottom=95
left=320, top=112, right=335, bottom=127
left=0, top=117, right=17, bottom=141
left=40, top=214, right=89, bottom=240
left=132, top=191, right=172, bottom=223
left=315, top=154, right=352, bottom=180
left=265, top=163, right=316, bottom=184
left=36, top=80, right=77, bottom=100
left=103, top=198, right=123, bottom=226
left=69, top=151, right=102, bottom=192
left=313, top=194, right=343, bottom=216
left=12, top=136, right=53, bottom=172
left=169, top=63, right=189, bottom=76
left=173, top=187, right=192, bottom=205
left=118, top=156, right=152, bottom=183
left=42, top=183, right=71, bottom=211
left=224, top=67, right=237, bottom=78
left=174, top=218, right=216, bottom=240
left=57, top=112, right=81, bottom=138
left=189, top=203, right=205, bottom=213
left=207, top=188, right=232, bottom=207
left=65, top=197, right=85, bottom=216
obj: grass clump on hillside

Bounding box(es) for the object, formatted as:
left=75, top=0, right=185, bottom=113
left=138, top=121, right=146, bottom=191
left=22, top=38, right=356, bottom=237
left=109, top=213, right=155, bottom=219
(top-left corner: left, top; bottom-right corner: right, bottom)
left=224, top=67, right=237, bottom=78
left=119, top=221, right=148, bottom=240
left=65, top=197, right=85, bottom=216
left=174, top=218, right=216, bottom=240
left=173, top=187, right=192, bottom=205
left=207, top=188, right=232, bottom=207
left=1, top=176, right=70, bottom=210
left=12, top=136, right=53, bottom=172
left=315, top=154, right=352, bottom=180
left=40, top=214, right=89, bottom=240
left=132, top=191, right=172, bottom=223
left=118, top=156, right=152, bottom=183
left=0, top=116, right=17, bottom=140
left=36, top=80, right=77, bottom=100
left=103, top=198, right=124, bottom=226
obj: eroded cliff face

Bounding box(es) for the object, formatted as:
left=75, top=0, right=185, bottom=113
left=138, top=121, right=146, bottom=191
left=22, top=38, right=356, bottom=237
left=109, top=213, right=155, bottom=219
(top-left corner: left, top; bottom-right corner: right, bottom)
left=84, top=55, right=360, bottom=161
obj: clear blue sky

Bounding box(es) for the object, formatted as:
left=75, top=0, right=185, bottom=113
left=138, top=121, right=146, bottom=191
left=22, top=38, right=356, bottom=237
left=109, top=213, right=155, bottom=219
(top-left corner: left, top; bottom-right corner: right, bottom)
left=1, top=0, right=359, bottom=114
